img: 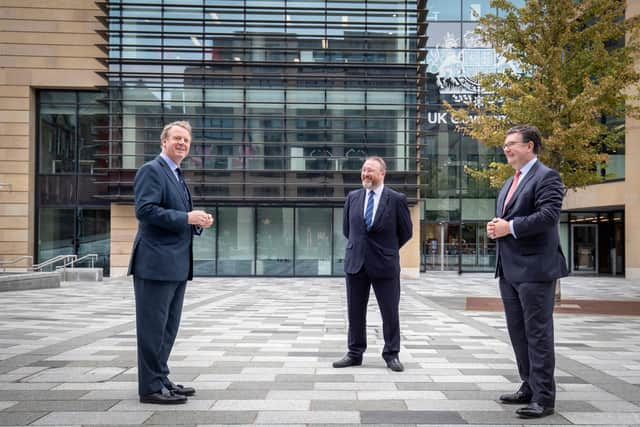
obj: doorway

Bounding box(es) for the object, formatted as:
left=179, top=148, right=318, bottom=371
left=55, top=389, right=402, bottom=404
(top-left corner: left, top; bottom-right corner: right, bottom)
left=571, top=224, right=597, bottom=273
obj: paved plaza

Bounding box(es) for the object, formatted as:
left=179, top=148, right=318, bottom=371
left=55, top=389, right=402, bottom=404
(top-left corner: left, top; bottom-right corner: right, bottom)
left=0, top=273, right=639, bottom=426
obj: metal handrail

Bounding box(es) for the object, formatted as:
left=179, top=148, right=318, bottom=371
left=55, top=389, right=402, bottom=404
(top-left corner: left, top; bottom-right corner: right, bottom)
left=0, top=256, right=33, bottom=272
left=31, top=255, right=77, bottom=272
left=56, top=254, right=98, bottom=269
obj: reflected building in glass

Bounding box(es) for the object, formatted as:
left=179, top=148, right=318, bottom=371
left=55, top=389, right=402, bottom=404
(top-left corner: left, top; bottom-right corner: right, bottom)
left=8, top=0, right=630, bottom=277
left=102, top=0, right=420, bottom=276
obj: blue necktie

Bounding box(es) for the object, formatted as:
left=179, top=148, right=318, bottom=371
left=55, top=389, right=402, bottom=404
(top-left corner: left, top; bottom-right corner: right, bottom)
left=175, top=167, right=190, bottom=202
left=365, top=190, right=375, bottom=230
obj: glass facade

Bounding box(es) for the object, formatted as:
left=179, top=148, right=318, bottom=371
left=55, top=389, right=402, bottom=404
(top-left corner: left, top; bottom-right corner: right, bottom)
left=98, top=0, right=419, bottom=275
left=30, top=1, right=626, bottom=276
left=36, top=91, right=111, bottom=273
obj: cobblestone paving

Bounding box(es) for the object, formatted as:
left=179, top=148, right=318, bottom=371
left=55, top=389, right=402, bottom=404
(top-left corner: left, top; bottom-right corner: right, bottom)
left=0, top=274, right=639, bottom=426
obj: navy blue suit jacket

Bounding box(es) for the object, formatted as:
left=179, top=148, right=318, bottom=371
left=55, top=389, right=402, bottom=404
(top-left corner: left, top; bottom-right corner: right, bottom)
left=495, top=160, right=568, bottom=283
left=343, top=187, right=413, bottom=279
left=128, top=156, right=200, bottom=282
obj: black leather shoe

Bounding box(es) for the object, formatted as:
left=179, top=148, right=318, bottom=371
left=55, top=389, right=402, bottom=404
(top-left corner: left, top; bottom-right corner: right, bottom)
left=516, top=402, right=554, bottom=418
left=332, top=355, right=362, bottom=368
left=167, top=381, right=196, bottom=396
left=139, top=388, right=187, bottom=405
left=385, top=357, right=404, bottom=372
left=499, top=390, right=532, bottom=404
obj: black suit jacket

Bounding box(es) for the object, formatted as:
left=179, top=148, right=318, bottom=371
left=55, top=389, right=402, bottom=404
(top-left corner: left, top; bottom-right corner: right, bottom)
left=343, top=187, right=413, bottom=279
left=128, top=156, right=200, bottom=281
left=495, top=160, right=568, bottom=283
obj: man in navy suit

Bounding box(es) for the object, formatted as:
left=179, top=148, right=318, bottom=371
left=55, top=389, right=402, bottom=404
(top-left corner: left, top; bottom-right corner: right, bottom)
left=487, top=125, right=568, bottom=419
left=128, top=121, right=213, bottom=404
left=333, top=156, right=412, bottom=372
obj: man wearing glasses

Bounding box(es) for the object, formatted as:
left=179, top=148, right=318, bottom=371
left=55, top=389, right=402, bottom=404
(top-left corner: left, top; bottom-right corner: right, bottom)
left=486, top=125, right=568, bottom=419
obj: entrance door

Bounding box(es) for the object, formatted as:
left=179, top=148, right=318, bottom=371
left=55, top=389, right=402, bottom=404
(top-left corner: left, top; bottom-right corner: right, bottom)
left=37, top=207, right=110, bottom=273
left=571, top=224, right=597, bottom=273
left=422, top=222, right=460, bottom=271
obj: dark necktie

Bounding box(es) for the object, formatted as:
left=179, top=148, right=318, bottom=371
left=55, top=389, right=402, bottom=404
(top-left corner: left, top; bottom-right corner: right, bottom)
left=502, top=170, right=522, bottom=214
left=365, top=190, right=375, bottom=230
left=175, top=167, right=190, bottom=201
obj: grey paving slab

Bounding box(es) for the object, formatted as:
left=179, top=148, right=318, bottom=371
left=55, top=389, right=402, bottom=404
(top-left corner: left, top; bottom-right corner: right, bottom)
left=310, top=400, right=407, bottom=411
left=360, top=410, right=466, bottom=424
left=255, top=410, right=360, bottom=424
left=0, top=411, right=47, bottom=426
left=32, top=411, right=152, bottom=425
left=4, top=400, right=118, bottom=412
left=0, top=274, right=638, bottom=426
left=144, top=410, right=257, bottom=424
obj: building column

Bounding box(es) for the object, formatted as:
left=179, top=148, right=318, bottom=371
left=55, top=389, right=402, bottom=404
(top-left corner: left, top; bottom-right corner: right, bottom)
left=110, top=203, right=136, bottom=278
left=400, top=203, right=421, bottom=279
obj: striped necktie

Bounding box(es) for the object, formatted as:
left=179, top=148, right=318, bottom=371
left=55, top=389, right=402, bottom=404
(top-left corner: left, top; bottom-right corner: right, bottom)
left=365, top=190, right=375, bottom=230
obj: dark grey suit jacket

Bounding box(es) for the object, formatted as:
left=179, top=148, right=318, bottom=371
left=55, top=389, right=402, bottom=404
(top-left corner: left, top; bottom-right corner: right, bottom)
left=495, top=160, right=568, bottom=283
left=343, top=187, right=413, bottom=279
left=128, top=156, right=200, bottom=282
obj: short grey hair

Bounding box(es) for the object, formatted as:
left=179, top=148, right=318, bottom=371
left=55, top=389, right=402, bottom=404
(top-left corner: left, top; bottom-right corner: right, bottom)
left=364, top=156, right=387, bottom=171
left=160, top=121, right=192, bottom=142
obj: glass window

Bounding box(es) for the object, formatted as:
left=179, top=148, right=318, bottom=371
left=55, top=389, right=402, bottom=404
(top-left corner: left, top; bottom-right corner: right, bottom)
left=296, top=207, right=332, bottom=275
left=256, top=207, right=293, bottom=275
left=427, top=23, right=461, bottom=48
left=38, top=208, right=74, bottom=267
left=217, top=207, right=255, bottom=275
left=193, top=207, right=217, bottom=275
left=426, top=0, right=462, bottom=21
left=462, top=0, right=494, bottom=21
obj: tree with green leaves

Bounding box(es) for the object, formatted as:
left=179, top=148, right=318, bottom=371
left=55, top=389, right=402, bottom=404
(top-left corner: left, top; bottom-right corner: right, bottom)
left=447, top=0, right=640, bottom=191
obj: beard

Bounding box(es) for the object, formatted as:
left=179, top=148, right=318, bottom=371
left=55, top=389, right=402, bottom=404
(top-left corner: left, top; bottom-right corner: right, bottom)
left=361, top=179, right=373, bottom=189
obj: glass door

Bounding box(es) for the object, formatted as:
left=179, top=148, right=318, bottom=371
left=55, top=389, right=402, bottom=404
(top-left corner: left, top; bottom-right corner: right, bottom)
left=571, top=224, right=597, bottom=273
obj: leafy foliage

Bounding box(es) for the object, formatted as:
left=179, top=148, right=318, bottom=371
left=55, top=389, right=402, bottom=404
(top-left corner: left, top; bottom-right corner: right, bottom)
left=446, top=0, right=640, bottom=191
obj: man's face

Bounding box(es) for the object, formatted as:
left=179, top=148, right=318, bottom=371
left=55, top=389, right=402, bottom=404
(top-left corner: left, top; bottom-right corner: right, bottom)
left=361, top=159, right=385, bottom=189
left=503, top=132, right=534, bottom=170
left=161, top=125, right=191, bottom=165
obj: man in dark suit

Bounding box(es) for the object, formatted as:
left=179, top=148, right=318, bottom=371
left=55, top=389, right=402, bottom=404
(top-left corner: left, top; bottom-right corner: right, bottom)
left=487, top=125, right=568, bottom=419
left=333, top=156, right=413, bottom=372
left=128, top=121, right=213, bottom=404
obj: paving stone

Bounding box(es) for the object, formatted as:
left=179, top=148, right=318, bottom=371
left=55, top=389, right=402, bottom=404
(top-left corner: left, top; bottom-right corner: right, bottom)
left=0, top=411, right=48, bottom=426
left=360, top=410, right=465, bottom=424
left=144, top=410, right=257, bottom=424
left=32, top=411, right=152, bottom=425
left=255, top=410, right=359, bottom=424
left=310, top=399, right=407, bottom=411
left=5, top=399, right=118, bottom=412
left=0, top=275, right=639, bottom=426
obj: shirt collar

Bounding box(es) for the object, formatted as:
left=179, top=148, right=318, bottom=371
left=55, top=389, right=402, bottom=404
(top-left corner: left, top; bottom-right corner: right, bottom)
left=368, top=183, right=384, bottom=196
left=519, top=157, right=537, bottom=177
left=160, top=153, right=179, bottom=173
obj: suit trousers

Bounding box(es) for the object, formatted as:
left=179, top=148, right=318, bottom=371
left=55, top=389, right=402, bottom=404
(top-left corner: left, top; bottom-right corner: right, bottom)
left=499, top=278, right=556, bottom=407
left=134, top=277, right=186, bottom=396
left=345, top=267, right=401, bottom=361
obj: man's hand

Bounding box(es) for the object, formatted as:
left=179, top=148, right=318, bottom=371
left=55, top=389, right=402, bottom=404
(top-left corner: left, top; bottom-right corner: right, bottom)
left=486, top=217, right=511, bottom=240
left=188, top=210, right=214, bottom=228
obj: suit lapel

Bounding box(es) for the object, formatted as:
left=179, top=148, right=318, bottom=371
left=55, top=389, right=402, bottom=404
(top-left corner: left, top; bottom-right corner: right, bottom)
left=497, top=178, right=511, bottom=214
left=371, top=187, right=390, bottom=231
left=156, top=156, right=190, bottom=210
left=355, top=188, right=366, bottom=223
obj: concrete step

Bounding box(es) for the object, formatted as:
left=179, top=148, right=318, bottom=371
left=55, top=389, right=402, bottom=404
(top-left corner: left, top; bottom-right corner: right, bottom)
left=0, top=272, right=61, bottom=292
left=59, top=268, right=103, bottom=282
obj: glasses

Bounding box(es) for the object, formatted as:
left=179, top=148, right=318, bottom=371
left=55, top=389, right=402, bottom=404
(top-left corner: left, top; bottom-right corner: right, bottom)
left=502, top=140, right=530, bottom=150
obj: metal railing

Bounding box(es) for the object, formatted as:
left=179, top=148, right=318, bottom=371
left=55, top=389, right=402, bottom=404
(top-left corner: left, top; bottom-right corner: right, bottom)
left=31, top=255, right=77, bottom=272
left=0, top=256, right=33, bottom=272
left=55, top=254, right=98, bottom=270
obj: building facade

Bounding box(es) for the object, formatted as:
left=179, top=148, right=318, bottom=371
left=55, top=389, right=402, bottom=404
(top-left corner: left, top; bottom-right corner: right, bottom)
left=0, top=0, right=637, bottom=279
